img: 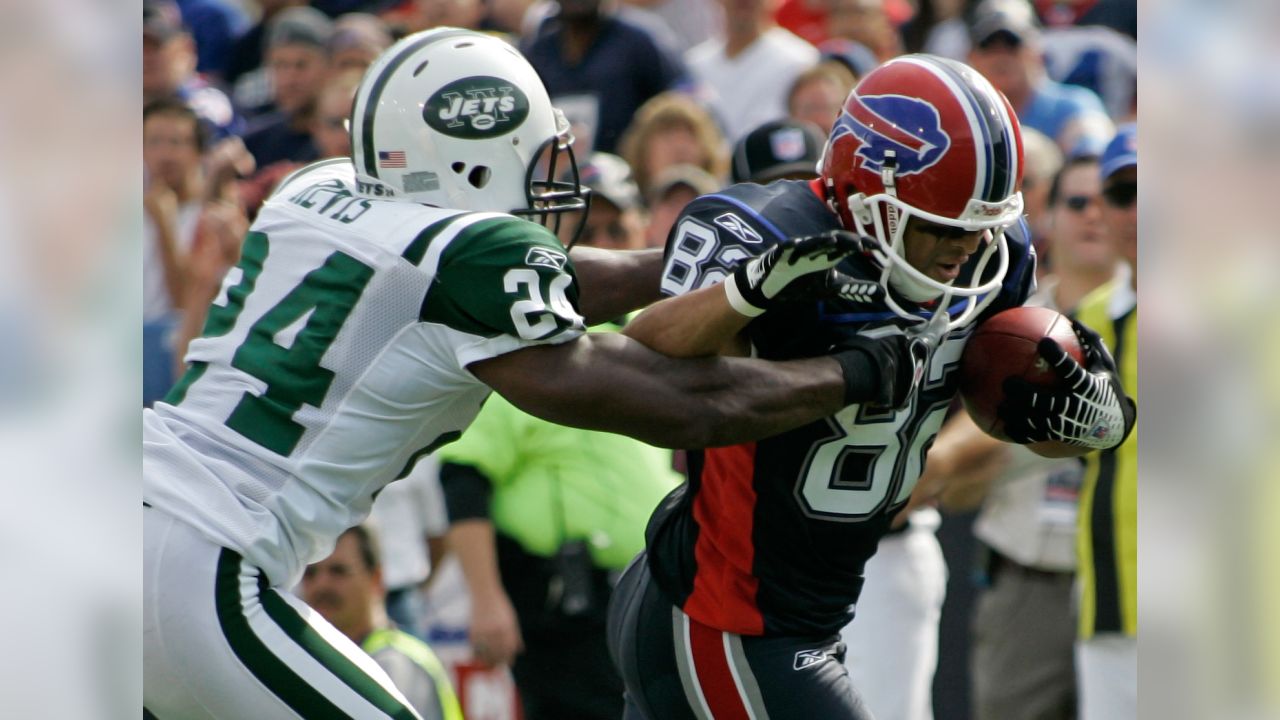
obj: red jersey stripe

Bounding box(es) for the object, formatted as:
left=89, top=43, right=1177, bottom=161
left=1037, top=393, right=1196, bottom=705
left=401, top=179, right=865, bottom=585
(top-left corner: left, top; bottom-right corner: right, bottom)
left=684, top=443, right=764, bottom=635
left=687, top=617, right=752, bottom=720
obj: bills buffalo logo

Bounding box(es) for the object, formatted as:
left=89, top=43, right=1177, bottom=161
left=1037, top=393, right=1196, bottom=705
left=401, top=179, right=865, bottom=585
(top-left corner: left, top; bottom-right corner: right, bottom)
left=831, top=94, right=950, bottom=176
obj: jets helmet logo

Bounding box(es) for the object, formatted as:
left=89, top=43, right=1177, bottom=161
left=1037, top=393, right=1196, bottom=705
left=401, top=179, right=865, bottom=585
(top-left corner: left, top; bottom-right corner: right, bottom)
left=831, top=94, right=950, bottom=176
left=424, top=76, right=530, bottom=139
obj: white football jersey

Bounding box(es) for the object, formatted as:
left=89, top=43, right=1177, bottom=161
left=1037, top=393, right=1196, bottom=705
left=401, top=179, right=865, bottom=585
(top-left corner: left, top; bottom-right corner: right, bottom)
left=143, top=159, right=585, bottom=586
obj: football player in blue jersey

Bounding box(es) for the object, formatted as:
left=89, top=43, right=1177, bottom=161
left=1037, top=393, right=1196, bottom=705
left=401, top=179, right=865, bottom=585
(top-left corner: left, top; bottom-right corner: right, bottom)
left=608, top=54, right=1135, bottom=719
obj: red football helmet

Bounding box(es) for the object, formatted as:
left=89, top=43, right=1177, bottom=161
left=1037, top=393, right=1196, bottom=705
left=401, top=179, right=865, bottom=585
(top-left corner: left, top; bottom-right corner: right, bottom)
left=819, top=54, right=1025, bottom=327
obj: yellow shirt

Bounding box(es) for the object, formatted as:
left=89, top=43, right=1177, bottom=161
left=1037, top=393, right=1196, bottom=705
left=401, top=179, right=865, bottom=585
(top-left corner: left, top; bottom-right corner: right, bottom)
left=1074, top=279, right=1137, bottom=638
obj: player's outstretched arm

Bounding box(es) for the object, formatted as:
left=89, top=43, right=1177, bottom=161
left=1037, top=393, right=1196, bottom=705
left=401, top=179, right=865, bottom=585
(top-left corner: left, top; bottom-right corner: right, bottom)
left=622, top=281, right=753, bottom=358
left=470, top=332, right=853, bottom=449
left=623, top=230, right=869, bottom=359
left=568, top=246, right=665, bottom=326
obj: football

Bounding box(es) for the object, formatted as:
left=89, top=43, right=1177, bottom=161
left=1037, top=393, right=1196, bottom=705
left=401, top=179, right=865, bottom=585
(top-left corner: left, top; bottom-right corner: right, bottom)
left=959, top=306, right=1086, bottom=457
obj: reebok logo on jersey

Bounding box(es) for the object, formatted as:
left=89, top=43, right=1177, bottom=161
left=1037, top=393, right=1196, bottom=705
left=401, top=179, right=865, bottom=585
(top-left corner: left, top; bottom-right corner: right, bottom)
left=793, top=649, right=826, bottom=671
left=424, top=77, right=529, bottom=139
left=714, top=213, right=763, bottom=244
left=525, top=247, right=567, bottom=270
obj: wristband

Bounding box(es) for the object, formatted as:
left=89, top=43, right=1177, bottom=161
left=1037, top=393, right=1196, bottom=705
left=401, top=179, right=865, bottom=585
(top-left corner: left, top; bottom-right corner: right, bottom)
left=723, top=273, right=766, bottom=317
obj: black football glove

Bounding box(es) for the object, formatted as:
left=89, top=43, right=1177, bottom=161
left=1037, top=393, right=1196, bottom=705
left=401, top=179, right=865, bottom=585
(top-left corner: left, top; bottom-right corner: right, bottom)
left=725, top=230, right=874, bottom=316
left=998, top=318, right=1136, bottom=450
left=834, top=311, right=949, bottom=410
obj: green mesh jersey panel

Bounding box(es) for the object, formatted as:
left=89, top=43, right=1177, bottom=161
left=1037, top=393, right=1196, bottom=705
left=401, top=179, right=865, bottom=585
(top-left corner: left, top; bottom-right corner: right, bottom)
left=419, top=216, right=583, bottom=342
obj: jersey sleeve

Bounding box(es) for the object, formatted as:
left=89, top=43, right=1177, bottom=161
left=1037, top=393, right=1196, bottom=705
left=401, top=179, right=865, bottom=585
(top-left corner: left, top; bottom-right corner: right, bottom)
left=420, top=215, right=586, bottom=368
left=658, top=194, right=782, bottom=298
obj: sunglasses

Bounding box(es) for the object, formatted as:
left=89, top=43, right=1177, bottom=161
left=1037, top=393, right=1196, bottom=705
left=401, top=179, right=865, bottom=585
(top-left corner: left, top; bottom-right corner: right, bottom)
left=1102, top=181, right=1137, bottom=208
left=1062, top=194, right=1099, bottom=212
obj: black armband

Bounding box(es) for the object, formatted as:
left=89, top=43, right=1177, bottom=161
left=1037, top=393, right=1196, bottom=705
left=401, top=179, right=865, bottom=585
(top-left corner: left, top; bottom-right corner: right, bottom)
left=440, top=462, right=493, bottom=523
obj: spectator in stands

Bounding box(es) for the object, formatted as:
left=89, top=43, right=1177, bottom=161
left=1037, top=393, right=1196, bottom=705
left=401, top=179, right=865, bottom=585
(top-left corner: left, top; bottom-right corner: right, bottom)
left=826, top=0, right=903, bottom=63
left=326, top=13, right=394, bottom=75
left=966, top=0, right=1113, bottom=156
left=143, top=0, right=242, bottom=141
left=644, top=164, right=721, bottom=248
left=311, top=70, right=363, bottom=160
left=170, top=135, right=252, bottom=381
left=619, top=0, right=723, bottom=53
left=236, top=69, right=362, bottom=220
left=685, top=0, right=817, bottom=143
left=225, top=0, right=308, bottom=116
left=730, top=118, right=826, bottom=184
left=521, top=0, right=687, bottom=154
left=144, top=99, right=249, bottom=406
left=617, top=91, right=729, bottom=199
left=172, top=0, right=250, bottom=82
left=1020, top=127, right=1065, bottom=274
left=242, top=7, right=333, bottom=169
left=144, top=99, right=205, bottom=406
left=556, top=153, right=650, bottom=251
left=787, top=61, right=856, bottom=134
left=302, top=525, right=463, bottom=720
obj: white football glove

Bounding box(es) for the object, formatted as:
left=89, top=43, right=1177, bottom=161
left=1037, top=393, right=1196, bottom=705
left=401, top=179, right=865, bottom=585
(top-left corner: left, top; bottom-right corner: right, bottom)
left=998, top=319, right=1135, bottom=450
left=724, top=230, right=872, bottom=317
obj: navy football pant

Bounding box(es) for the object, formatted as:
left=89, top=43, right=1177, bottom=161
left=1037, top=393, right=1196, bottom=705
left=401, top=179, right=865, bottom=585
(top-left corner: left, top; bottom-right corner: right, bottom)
left=607, top=553, right=875, bottom=720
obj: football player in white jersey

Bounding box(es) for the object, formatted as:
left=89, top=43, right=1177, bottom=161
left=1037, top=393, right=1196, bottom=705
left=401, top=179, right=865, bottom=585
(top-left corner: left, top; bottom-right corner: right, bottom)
left=142, top=28, right=928, bottom=719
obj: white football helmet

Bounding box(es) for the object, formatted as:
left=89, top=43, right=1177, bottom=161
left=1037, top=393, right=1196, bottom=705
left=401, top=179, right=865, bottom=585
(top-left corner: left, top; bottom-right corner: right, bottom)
left=350, top=28, right=586, bottom=233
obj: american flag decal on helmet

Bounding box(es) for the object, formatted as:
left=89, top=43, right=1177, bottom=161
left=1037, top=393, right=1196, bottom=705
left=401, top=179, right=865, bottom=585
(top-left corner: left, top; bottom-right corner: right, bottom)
left=378, top=150, right=407, bottom=168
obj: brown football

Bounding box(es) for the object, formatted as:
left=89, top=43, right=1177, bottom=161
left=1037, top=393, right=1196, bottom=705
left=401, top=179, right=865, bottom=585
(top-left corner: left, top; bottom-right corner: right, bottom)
left=959, top=306, right=1086, bottom=458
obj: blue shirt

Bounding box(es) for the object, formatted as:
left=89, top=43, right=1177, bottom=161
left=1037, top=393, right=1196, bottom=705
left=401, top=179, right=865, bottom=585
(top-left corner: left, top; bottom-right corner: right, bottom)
left=175, top=0, right=249, bottom=78
left=242, top=112, right=317, bottom=168
left=521, top=16, right=686, bottom=154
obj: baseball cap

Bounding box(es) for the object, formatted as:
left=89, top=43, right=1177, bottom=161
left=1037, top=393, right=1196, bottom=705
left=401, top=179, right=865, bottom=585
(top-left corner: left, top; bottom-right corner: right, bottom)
left=268, top=6, right=335, bottom=51
left=1100, top=123, right=1137, bottom=181
left=731, top=120, right=826, bottom=184
left=143, top=0, right=184, bottom=42
left=577, top=153, right=641, bottom=212
left=648, top=164, right=721, bottom=206
left=969, top=0, right=1040, bottom=48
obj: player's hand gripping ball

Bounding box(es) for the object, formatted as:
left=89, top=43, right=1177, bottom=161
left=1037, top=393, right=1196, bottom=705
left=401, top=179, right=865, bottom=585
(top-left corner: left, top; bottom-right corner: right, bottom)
left=958, top=307, right=1084, bottom=457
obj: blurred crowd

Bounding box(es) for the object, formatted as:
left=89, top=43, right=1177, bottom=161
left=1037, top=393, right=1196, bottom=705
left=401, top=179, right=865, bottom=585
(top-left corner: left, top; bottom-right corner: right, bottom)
left=141, top=0, right=1136, bottom=718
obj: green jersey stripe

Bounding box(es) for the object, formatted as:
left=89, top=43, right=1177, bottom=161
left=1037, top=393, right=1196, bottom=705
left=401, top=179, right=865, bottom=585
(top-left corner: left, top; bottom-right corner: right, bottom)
left=163, top=361, right=208, bottom=406
left=420, top=212, right=510, bottom=278
left=402, top=213, right=465, bottom=265
left=214, top=550, right=354, bottom=719
left=256, top=571, right=420, bottom=719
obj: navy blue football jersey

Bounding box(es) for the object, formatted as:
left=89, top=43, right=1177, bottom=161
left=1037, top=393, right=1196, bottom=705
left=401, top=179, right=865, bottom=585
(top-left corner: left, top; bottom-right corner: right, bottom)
left=645, top=179, right=1036, bottom=636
